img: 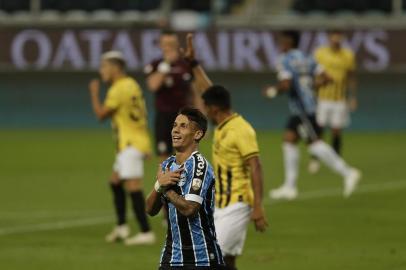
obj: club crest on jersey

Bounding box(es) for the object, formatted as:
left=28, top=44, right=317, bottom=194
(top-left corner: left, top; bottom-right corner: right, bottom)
left=192, top=178, right=202, bottom=191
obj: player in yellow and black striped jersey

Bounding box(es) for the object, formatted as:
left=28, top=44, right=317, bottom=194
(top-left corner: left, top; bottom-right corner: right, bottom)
left=313, top=30, right=358, bottom=158
left=88, top=51, right=155, bottom=246
left=178, top=33, right=268, bottom=270
left=212, top=113, right=259, bottom=209
left=201, top=86, right=268, bottom=269
left=315, top=46, right=355, bottom=102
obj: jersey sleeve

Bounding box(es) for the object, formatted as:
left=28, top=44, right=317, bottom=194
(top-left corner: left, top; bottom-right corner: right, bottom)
left=347, top=50, right=356, bottom=71
left=184, top=155, right=211, bottom=205
left=104, top=87, right=121, bottom=110
left=276, top=57, right=293, bottom=81
left=233, top=126, right=260, bottom=161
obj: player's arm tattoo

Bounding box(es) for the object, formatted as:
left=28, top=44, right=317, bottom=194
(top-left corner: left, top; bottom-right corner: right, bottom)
left=145, top=189, right=163, bottom=216
left=165, top=190, right=200, bottom=218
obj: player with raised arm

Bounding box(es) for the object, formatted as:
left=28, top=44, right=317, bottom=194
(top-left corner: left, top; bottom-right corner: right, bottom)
left=88, top=51, right=155, bottom=245
left=263, top=31, right=361, bottom=200
left=181, top=34, right=268, bottom=270
left=144, top=30, right=200, bottom=162
left=146, top=107, right=225, bottom=269
left=308, top=30, right=358, bottom=173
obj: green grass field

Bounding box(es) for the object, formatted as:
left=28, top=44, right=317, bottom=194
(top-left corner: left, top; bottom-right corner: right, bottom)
left=0, top=130, right=405, bottom=270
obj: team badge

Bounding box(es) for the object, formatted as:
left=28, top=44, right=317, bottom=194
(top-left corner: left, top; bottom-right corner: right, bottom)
left=192, top=178, right=202, bottom=191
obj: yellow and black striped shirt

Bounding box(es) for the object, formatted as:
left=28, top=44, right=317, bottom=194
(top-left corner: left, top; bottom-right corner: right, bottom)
left=104, top=76, right=151, bottom=154
left=314, top=46, right=355, bottom=101
left=212, top=113, right=259, bottom=208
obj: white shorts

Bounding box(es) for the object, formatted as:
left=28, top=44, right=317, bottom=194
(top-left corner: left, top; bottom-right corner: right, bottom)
left=113, top=146, right=144, bottom=179
left=214, top=202, right=252, bottom=256
left=316, top=100, right=349, bottom=129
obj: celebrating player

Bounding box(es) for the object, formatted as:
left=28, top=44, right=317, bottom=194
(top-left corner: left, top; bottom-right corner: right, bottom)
left=263, top=31, right=361, bottom=200
left=146, top=107, right=225, bottom=269
left=181, top=33, right=268, bottom=270
left=308, top=30, right=358, bottom=173
left=88, top=51, right=155, bottom=245
left=144, top=29, right=199, bottom=162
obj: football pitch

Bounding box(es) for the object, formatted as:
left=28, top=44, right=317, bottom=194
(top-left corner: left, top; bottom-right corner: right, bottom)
left=0, top=129, right=405, bottom=270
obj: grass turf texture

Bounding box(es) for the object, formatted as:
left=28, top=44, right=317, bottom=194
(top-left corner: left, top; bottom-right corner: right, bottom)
left=0, top=130, right=405, bottom=270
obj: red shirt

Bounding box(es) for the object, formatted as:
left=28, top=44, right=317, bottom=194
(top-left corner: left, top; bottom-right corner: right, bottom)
left=144, top=58, right=194, bottom=113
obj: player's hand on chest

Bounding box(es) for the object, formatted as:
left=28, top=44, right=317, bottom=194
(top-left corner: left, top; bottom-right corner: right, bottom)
left=169, top=164, right=189, bottom=195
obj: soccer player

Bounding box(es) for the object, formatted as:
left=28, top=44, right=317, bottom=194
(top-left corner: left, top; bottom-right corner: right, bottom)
left=309, top=30, right=358, bottom=173
left=88, top=51, right=155, bottom=245
left=263, top=31, right=361, bottom=200
left=144, top=29, right=198, bottom=162
left=146, top=107, right=225, bottom=269
left=181, top=34, right=268, bottom=270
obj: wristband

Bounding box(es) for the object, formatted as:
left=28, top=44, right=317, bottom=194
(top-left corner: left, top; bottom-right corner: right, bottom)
left=154, top=181, right=163, bottom=193
left=157, top=61, right=171, bottom=74
left=265, top=86, right=278, bottom=99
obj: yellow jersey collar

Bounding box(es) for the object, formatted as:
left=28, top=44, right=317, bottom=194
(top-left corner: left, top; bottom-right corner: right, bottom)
left=217, top=113, right=239, bottom=130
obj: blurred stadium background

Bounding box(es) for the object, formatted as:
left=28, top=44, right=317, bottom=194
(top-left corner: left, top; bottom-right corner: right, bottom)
left=0, top=0, right=405, bottom=269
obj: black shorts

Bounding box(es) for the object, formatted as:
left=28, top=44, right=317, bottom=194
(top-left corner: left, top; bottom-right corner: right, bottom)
left=155, top=111, right=178, bottom=156
left=286, top=114, right=322, bottom=142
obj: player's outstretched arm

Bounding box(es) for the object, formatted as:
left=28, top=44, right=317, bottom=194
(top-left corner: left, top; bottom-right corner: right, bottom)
left=88, top=79, right=114, bottom=121
left=246, top=156, right=268, bottom=232
left=164, top=190, right=201, bottom=218
left=263, top=79, right=292, bottom=100
left=181, top=33, right=213, bottom=94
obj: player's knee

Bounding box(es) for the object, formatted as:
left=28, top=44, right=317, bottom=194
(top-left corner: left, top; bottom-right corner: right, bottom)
left=331, top=128, right=342, bottom=136
left=109, top=173, right=120, bottom=185
left=224, top=255, right=237, bottom=270
left=124, top=179, right=143, bottom=192
left=284, top=130, right=298, bottom=143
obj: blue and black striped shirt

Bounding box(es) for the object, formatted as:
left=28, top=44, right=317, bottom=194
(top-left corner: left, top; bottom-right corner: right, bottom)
left=159, top=151, right=225, bottom=268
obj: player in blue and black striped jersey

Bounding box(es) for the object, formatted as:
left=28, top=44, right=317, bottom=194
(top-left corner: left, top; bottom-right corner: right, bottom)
left=263, top=31, right=361, bottom=201
left=146, top=107, right=225, bottom=270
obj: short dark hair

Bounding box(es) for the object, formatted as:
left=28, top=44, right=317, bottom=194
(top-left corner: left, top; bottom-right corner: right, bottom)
left=201, top=85, right=231, bottom=110
left=281, top=30, right=300, bottom=48
left=107, top=58, right=126, bottom=70
left=328, top=29, right=343, bottom=35
left=161, top=28, right=176, bottom=37
left=178, top=107, right=208, bottom=141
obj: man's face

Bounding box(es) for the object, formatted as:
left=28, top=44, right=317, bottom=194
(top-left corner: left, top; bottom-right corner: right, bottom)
left=172, top=114, right=201, bottom=151
left=99, top=60, right=115, bottom=82
left=278, top=35, right=291, bottom=53
left=160, top=34, right=180, bottom=61
left=329, top=32, right=344, bottom=47
left=203, top=104, right=218, bottom=125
